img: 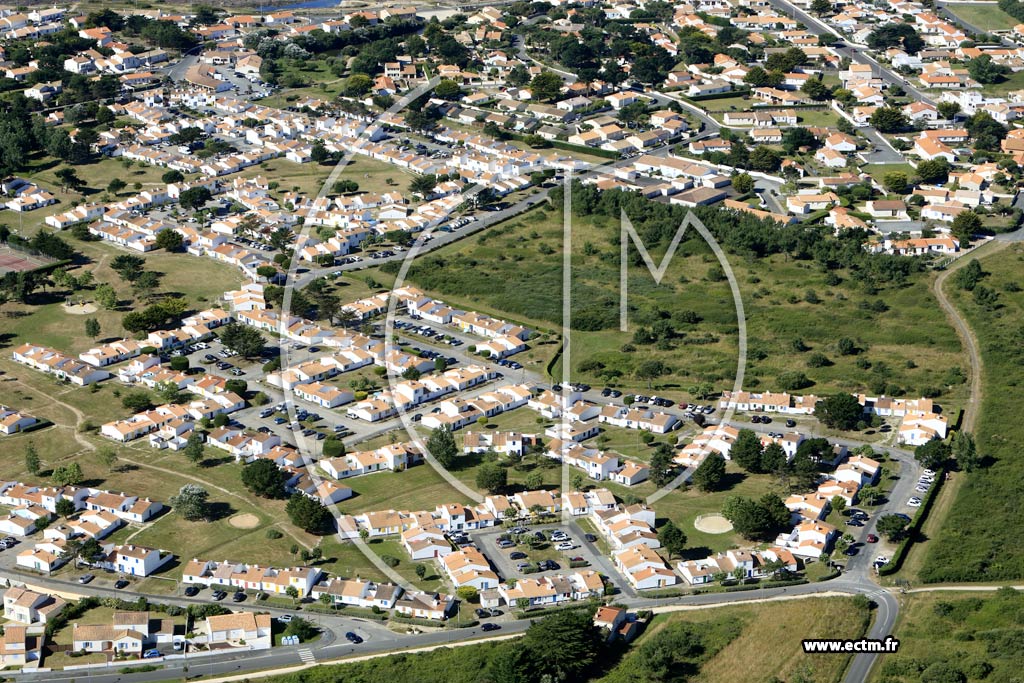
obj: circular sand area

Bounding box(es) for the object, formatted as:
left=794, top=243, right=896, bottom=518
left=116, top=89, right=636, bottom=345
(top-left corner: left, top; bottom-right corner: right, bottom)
left=63, top=302, right=97, bottom=315
left=694, top=514, right=733, bottom=534
left=229, top=513, right=260, bottom=529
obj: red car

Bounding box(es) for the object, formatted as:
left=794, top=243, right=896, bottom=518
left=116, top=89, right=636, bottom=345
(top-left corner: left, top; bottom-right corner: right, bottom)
left=866, top=534, right=879, bottom=543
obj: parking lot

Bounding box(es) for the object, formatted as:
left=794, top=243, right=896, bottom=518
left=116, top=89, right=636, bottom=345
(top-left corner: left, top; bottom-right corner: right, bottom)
left=466, top=524, right=609, bottom=584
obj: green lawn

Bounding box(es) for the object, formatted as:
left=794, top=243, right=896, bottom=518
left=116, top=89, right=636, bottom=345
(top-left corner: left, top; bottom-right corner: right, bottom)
left=945, top=2, right=1018, bottom=30
left=980, top=67, right=1024, bottom=96
left=917, top=243, right=1024, bottom=583
left=390, top=202, right=967, bottom=409
left=862, top=163, right=917, bottom=185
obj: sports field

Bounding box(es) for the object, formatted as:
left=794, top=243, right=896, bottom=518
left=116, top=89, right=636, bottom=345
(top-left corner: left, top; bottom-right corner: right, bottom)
left=0, top=245, right=54, bottom=274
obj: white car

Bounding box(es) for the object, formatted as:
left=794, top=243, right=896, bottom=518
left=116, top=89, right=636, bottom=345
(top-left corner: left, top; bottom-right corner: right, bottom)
left=555, top=541, right=575, bottom=551
left=908, top=498, right=922, bottom=507
left=922, top=469, right=936, bottom=477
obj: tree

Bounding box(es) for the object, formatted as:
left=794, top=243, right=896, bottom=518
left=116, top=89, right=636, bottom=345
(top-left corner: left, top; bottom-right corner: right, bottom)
left=110, top=254, right=146, bottom=282
left=524, top=470, right=544, bottom=491
left=95, top=283, right=118, bottom=310
left=107, top=178, right=127, bottom=195
left=97, top=446, right=118, bottom=472
left=426, top=426, right=458, bottom=469
left=816, top=393, right=863, bottom=430
left=456, top=586, right=479, bottom=603
left=782, top=127, right=819, bottom=155
left=121, top=391, right=154, bottom=413
left=649, top=443, right=675, bottom=488
left=731, top=429, right=764, bottom=472
left=285, top=585, right=300, bottom=604
left=883, top=172, right=909, bottom=195
left=635, top=359, right=667, bottom=388
left=937, top=101, right=960, bottom=121
left=952, top=430, right=979, bottom=472
left=954, top=259, right=983, bottom=291
left=286, top=494, right=332, bottom=533
left=409, top=174, right=437, bottom=198
left=658, top=521, right=687, bottom=559
left=810, top=0, right=833, bottom=13
left=951, top=210, right=981, bottom=247
left=877, top=513, right=910, bottom=541
left=476, top=461, right=508, bottom=493
left=801, top=77, right=831, bottom=101
left=310, top=140, right=330, bottom=164
left=732, top=173, right=754, bottom=194
left=241, top=458, right=288, bottom=498
left=915, top=439, right=950, bottom=470
left=414, top=563, right=427, bottom=580
left=52, top=462, right=84, bottom=487
left=520, top=610, right=600, bottom=683
left=967, top=54, right=1009, bottom=84
left=55, top=167, right=85, bottom=193
left=178, top=186, right=212, bottom=212
left=25, top=444, right=41, bottom=476
left=170, top=484, right=210, bottom=521
left=219, top=323, right=266, bottom=359
left=55, top=497, right=76, bottom=518
left=434, top=78, right=462, bottom=100
left=760, top=442, right=788, bottom=474
left=916, top=158, right=951, bottom=184
left=183, top=432, right=204, bottom=465
left=162, top=170, right=185, bottom=184
left=830, top=495, right=847, bottom=516
left=869, top=107, right=908, bottom=133
left=692, top=452, right=726, bottom=492
left=530, top=71, right=563, bottom=102
left=343, top=73, right=372, bottom=97
left=84, top=317, right=101, bottom=339
left=155, top=229, right=184, bottom=252
left=748, top=146, right=781, bottom=172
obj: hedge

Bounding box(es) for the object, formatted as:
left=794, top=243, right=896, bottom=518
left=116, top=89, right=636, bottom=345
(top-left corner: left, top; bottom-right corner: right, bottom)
left=879, top=467, right=946, bottom=576
left=513, top=601, right=596, bottom=620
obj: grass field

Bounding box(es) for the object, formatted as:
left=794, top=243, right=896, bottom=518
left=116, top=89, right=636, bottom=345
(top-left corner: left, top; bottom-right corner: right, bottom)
left=861, top=163, right=917, bottom=185
left=917, top=243, right=1024, bottom=583
left=241, top=156, right=413, bottom=200
left=389, top=204, right=967, bottom=409
left=874, top=588, right=1024, bottom=683
left=945, top=2, right=1018, bottom=30
left=980, top=67, right=1024, bottom=96
left=599, top=597, right=870, bottom=683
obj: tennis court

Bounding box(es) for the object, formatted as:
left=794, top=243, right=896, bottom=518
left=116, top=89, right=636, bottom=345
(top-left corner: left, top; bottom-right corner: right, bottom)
left=0, top=245, right=53, bottom=274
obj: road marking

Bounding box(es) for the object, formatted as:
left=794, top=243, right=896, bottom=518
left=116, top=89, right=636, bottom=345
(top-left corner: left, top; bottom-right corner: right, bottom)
left=298, top=648, right=316, bottom=663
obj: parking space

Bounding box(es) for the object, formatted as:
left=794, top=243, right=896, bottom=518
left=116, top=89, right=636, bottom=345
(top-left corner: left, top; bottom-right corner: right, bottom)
left=469, top=524, right=604, bottom=583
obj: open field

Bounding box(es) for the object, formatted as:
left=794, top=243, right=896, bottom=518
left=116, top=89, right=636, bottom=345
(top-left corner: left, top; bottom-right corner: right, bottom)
left=980, top=67, right=1024, bottom=96
left=861, top=163, right=917, bottom=184
left=873, top=589, right=1024, bottom=682
left=917, top=244, right=1024, bottom=583
left=600, top=597, right=870, bottom=683
left=945, top=2, right=1018, bottom=30
left=386, top=201, right=967, bottom=408
left=241, top=156, right=414, bottom=200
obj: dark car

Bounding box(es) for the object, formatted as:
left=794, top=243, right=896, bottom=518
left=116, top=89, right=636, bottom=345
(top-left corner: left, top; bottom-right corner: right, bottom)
left=751, top=415, right=761, bottom=423
left=78, top=574, right=95, bottom=585
left=184, top=585, right=200, bottom=597
left=844, top=547, right=859, bottom=556
left=115, top=579, right=130, bottom=589
left=584, top=533, right=597, bottom=543
left=345, top=632, right=363, bottom=644
left=481, top=623, right=501, bottom=632
left=509, top=551, right=527, bottom=560
left=475, top=608, right=490, bottom=619
left=232, top=592, right=247, bottom=602
left=785, top=419, right=796, bottom=428
left=212, top=591, right=227, bottom=601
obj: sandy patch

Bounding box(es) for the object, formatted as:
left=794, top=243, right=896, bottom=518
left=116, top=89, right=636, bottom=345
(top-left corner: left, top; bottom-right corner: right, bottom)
left=228, top=513, right=260, bottom=529
left=694, top=513, right=733, bottom=534
left=62, top=302, right=97, bottom=315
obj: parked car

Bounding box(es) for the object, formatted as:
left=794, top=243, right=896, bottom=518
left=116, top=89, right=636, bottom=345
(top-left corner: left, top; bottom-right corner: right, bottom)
left=232, top=592, right=246, bottom=602
left=78, top=574, right=95, bottom=585
left=866, top=534, right=879, bottom=543
left=115, top=579, right=130, bottom=589
left=509, top=551, right=527, bottom=560
left=475, top=608, right=490, bottom=619
left=584, top=533, right=597, bottom=543
left=143, top=650, right=161, bottom=659
left=908, top=497, right=922, bottom=507
left=277, top=615, right=293, bottom=623
left=785, top=419, right=796, bottom=428
left=212, top=591, right=227, bottom=601
left=184, top=585, right=200, bottom=597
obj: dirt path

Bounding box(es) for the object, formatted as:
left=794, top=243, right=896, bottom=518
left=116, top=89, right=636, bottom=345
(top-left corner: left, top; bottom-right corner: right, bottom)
left=931, top=242, right=1009, bottom=433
